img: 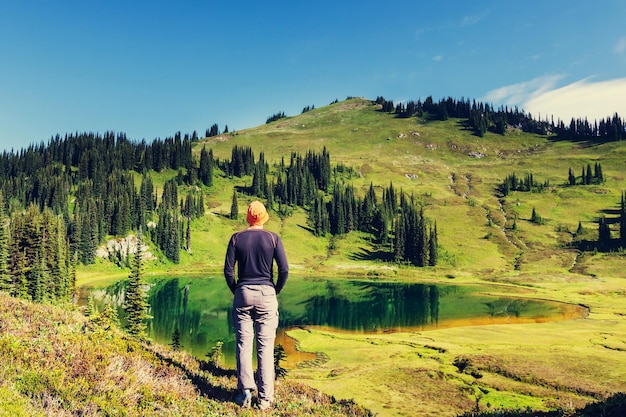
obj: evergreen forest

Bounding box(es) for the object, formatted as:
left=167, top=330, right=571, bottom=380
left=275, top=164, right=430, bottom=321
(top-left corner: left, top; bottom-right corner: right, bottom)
left=1, top=95, right=626, bottom=305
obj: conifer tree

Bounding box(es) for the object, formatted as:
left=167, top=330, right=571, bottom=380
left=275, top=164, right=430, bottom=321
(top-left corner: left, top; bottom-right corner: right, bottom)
left=198, top=146, right=214, bottom=187
left=207, top=341, right=224, bottom=368
left=230, top=190, right=239, bottom=220
left=252, top=164, right=261, bottom=197
left=393, top=216, right=405, bottom=262
left=266, top=183, right=274, bottom=212
left=531, top=207, right=544, bottom=225
left=139, top=172, right=155, bottom=213
left=124, top=230, right=149, bottom=339
left=428, top=222, right=438, bottom=266
left=168, top=214, right=181, bottom=264
left=0, top=193, right=10, bottom=292
left=585, top=164, right=593, bottom=185
left=619, top=192, right=626, bottom=248
left=591, top=162, right=604, bottom=184
left=576, top=221, right=584, bottom=235
left=31, top=245, right=49, bottom=303
left=185, top=215, right=191, bottom=254
left=416, top=207, right=428, bottom=267
left=372, top=210, right=388, bottom=244
left=85, top=293, right=96, bottom=317
left=598, top=216, right=611, bottom=251
left=97, top=302, right=120, bottom=331
left=52, top=215, right=70, bottom=301
left=568, top=168, right=576, bottom=186
left=170, top=328, right=182, bottom=351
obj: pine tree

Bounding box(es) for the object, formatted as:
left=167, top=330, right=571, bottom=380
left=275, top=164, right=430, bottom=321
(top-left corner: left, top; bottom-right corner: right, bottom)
left=531, top=207, right=544, bottom=225
left=124, top=230, right=149, bottom=339
left=393, top=215, right=405, bottom=262
left=266, top=183, right=274, bottom=212
left=170, top=328, right=182, bottom=351
left=428, top=222, right=438, bottom=266
left=598, top=216, right=611, bottom=251
left=594, top=162, right=604, bottom=183
left=167, top=212, right=180, bottom=263
left=585, top=164, right=593, bottom=185
left=0, top=193, right=10, bottom=292
left=207, top=341, right=223, bottom=368
left=252, top=164, right=261, bottom=196
left=185, top=215, right=191, bottom=254
left=230, top=190, right=239, bottom=220
left=96, top=302, right=120, bottom=331
left=619, top=192, right=626, bottom=248
left=568, top=168, right=576, bottom=186
left=416, top=207, right=428, bottom=267
left=576, top=221, right=584, bottom=235
left=85, top=293, right=97, bottom=316
left=198, top=146, right=213, bottom=187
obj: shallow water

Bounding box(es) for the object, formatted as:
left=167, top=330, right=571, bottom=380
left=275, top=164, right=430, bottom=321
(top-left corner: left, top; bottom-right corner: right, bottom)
left=87, top=276, right=586, bottom=368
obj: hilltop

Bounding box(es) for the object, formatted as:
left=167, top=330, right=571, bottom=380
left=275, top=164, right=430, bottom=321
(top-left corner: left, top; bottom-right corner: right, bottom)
left=117, top=96, right=626, bottom=284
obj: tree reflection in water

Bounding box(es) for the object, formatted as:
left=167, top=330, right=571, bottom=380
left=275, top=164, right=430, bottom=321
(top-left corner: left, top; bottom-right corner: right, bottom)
left=88, top=277, right=582, bottom=367
left=281, top=282, right=440, bottom=332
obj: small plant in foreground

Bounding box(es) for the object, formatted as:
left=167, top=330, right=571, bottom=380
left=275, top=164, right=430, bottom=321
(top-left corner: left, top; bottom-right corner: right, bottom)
left=207, top=341, right=223, bottom=368
left=170, top=327, right=182, bottom=351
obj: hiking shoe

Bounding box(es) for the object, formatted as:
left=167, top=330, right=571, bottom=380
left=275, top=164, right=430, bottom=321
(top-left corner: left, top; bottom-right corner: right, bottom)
left=234, top=389, right=252, bottom=408
left=257, top=398, right=273, bottom=410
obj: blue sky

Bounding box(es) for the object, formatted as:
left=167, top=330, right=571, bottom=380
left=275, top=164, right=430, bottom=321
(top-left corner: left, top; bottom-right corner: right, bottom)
left=1, top=0, right=626, bottom=152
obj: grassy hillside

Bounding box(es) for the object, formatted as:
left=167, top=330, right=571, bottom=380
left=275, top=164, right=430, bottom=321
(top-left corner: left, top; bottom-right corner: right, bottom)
left=115, top=96, right=626, bottom=281
left=0, top=292, right=371, bottom=416
left=71, top=97, right=626, bottom=416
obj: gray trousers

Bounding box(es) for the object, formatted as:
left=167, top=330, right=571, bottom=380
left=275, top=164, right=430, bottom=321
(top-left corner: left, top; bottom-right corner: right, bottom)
left=232, top=284, right=279, bottom=402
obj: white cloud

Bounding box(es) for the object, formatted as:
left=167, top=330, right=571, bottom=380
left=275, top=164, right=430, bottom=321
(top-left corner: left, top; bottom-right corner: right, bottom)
left=482, top=76, right=626, bottom=122
left=414, top=27, right=427, bottom=41
left=481, top=74, right=564, bottom=107
left=460, top=14, right=483, bottom=26
left=615, top=37, right=626, bottom=55
left=432, top=55, right=443, bottom=62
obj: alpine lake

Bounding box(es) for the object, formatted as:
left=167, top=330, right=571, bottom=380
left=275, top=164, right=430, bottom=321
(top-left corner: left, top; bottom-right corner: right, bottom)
left=87, top=276, right=586, bottom=368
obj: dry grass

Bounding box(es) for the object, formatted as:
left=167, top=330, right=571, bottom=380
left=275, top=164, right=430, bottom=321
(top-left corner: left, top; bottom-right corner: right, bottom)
left=0, top=292, right=373, bottom=417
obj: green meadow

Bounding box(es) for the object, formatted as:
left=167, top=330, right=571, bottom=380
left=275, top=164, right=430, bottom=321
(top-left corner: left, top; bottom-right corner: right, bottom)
left=75, top=98, right=626, bottom=416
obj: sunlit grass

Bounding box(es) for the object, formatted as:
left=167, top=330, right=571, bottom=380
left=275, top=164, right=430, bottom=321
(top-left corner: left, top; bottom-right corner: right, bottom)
left=73, top=98, right=626, bottom=416
left=0, top=292, right=372, bottom=417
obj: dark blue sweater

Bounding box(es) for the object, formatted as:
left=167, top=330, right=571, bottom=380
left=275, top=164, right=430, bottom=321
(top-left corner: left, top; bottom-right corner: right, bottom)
left=224, top=228, right=289, bottom=294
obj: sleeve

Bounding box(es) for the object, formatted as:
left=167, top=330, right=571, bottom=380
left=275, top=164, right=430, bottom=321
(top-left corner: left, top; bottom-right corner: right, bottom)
left=273, top=234, right=289, bottom=294
left=223, top=235, right=237, bottom=294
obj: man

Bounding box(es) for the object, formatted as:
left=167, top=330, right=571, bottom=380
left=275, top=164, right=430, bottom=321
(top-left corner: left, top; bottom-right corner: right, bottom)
left=224, top=200, right=289, bottom=409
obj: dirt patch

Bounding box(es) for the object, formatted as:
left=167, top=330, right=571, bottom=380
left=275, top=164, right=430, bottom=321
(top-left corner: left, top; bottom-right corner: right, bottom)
left=202, top=134, right=232, bottom=144
left=359, top=164, right=373, bottom=175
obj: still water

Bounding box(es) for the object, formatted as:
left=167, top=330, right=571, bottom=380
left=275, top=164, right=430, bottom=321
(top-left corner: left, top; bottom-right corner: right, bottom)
left=90, top=277, right=585, bottom=368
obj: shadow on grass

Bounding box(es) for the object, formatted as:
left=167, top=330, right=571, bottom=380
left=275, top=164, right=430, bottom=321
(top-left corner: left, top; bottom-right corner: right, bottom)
left=348, top=246, right=394, bottom=262
left=459, top=392, right=626, bottom=417
left=599, top=208, right=622, bottom=217
left=151, top=350, right=235, bottom=402
left=297, top=223, right=316, bottom=234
